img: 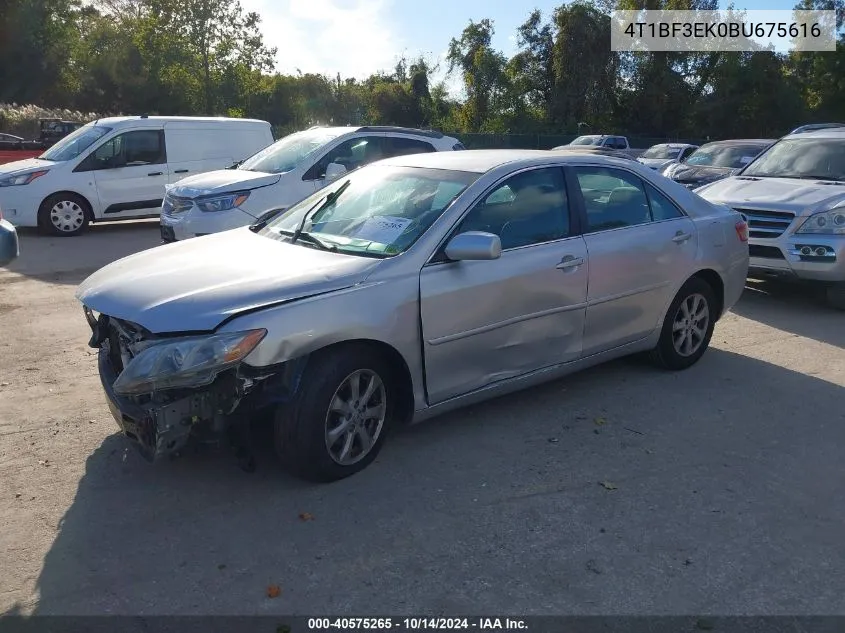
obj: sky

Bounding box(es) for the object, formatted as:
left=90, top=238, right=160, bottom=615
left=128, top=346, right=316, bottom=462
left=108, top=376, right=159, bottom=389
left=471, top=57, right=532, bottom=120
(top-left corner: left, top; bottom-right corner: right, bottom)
left=239, top=0, right=802, bottom=96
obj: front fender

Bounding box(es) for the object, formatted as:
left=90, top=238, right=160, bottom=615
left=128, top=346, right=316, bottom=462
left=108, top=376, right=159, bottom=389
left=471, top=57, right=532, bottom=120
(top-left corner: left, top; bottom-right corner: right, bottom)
left=218, top=275, right=426, bottom=410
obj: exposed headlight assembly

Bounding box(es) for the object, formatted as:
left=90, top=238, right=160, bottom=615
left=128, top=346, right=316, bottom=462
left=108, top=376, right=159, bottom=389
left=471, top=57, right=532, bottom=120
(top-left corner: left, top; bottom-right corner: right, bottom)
left=112, top=329, right=266, bottom=395
left=196, top=191, right=251, bottom=212
left=795, top=208, right=845, bottom=235
left=0, top=170, right=48, bottom=187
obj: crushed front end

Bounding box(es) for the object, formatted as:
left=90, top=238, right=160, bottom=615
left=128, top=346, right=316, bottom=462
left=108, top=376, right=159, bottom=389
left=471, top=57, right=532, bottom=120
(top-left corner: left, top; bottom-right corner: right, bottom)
left=83, top=307, right=276, bottom=462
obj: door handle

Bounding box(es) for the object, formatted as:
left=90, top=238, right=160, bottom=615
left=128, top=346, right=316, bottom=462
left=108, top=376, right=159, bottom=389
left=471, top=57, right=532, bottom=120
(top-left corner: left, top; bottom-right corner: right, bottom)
left=147, top=171, right=163, bottom=176
left=174, top=169, right=189, bottom=174
left=556, top=256, right=585, bottom=270
left=672, top=231, right=692, bottom=243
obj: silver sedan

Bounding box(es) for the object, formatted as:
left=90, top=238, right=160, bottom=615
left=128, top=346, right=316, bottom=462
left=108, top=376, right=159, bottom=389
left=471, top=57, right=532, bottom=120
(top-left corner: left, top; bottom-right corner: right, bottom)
left=76, top=150, right=750, bottom=482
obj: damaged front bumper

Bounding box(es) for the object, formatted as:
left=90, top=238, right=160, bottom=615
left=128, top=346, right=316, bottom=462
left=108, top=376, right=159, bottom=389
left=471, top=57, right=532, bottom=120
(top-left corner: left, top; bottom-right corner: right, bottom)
left=85, top=309, right=306, bottom=463
left=97, top=347, right=245, bottom=461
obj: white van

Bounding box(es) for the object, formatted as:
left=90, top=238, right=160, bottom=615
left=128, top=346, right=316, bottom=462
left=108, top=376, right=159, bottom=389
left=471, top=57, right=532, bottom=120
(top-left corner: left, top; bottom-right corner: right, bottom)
left=159, top=126, right=464, bottom=242
left=0, top=116, right=274, bottom=236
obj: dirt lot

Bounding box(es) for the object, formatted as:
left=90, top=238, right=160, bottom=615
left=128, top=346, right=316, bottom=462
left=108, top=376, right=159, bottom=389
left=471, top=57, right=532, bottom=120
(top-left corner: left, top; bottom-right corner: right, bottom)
left=1, top=221, right=844, bottom=616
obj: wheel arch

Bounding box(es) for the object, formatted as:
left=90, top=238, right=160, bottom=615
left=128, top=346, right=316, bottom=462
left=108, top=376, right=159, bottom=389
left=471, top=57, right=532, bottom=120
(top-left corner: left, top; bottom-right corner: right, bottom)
left=305, top=338, right=416, bottom=426
left=689, top=268, right=725, bottom=319
left=40, top=190, right=96, bottom=221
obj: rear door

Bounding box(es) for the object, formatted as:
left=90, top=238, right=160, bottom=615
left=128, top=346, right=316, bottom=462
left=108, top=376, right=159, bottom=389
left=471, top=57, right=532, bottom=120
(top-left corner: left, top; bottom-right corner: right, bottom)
left=569, top=164, right=699, bottom=356
left=81, top=129, right=169, bottom=218
left=419, top=166, right=588, bottom=404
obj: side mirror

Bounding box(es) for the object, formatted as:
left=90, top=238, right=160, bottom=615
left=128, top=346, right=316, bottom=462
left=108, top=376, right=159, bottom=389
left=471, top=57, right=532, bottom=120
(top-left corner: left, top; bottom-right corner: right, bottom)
left=0, top=218, right=20, bottom=267
left=324, top=162, right=347, bottom=181
left=444, top=231, right=502, bottom=261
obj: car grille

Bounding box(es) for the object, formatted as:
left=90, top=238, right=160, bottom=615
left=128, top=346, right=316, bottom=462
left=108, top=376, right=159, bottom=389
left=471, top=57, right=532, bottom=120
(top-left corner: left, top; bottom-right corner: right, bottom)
left=733, top=208, right=796, bottom=239
left=162, top=194, right=193, bottom=217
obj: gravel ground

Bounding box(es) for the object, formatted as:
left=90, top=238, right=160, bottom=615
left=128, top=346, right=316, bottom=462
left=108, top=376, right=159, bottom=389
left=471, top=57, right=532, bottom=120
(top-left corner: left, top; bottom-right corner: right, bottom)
left=1, top=221, right=843, bottom=616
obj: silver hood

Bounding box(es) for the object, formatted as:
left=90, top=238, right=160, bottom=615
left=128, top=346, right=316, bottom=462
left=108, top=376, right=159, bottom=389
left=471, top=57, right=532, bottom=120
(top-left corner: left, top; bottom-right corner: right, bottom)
left=75, top=228, right=381, bottom=333
left=695, top=176, right=845, bottom=214
left=169, top=169, right=282, bottom=198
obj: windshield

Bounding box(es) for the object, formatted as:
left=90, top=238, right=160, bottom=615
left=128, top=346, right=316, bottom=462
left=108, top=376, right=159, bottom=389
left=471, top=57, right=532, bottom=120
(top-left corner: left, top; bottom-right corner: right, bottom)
left=741, top=139, right=845, bottom=180
left=39, top=124, right=111, bottom=161
left=684, top=143, right=766, bottom=169
left=260, top=165, right=479, bottom=257
left=239, top=129, right=343, bottom=174
left=570, top=136, right=601, bottom=146
left=641, top=145, right=679, bottom=160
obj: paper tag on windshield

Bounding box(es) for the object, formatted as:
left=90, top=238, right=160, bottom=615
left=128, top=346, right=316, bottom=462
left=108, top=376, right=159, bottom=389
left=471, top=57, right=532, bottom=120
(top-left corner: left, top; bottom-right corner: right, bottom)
left=353, top=216, right=412, bottom=244
left=740, top=156, right=754, bottom=164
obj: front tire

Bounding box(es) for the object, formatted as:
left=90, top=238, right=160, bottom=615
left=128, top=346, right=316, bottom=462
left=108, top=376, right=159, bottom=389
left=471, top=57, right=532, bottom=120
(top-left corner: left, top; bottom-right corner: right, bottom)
left=826, top=284, right=845, bottom=311
left=650, top=277, right=717, bottom=370
left=274, top=345, right=395, bottom=482
left=38, top=193, right=91, bottom=237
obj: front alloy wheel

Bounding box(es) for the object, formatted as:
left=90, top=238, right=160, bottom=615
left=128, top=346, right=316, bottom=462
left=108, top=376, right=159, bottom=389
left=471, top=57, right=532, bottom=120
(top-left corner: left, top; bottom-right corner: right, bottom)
left=325, top=369, right=387, bottom=466
left=275, top=345, right=394, bottom=482
left=651, top=277, right=717, bottom=370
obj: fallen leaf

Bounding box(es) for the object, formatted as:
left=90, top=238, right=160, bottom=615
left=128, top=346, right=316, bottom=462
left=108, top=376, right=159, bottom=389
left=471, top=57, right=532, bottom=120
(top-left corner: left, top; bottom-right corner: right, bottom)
left=594, top=417, right=606, bottom=426
left=38, top=459, right=50, bottom=467
left=15, top=493, right=21, bottom=499
left=585, top=559, right=603, bottom=574
left=266, top=585, right=282, bottom=598
left=547, top=437, right=559, bottom=444
left=217, top=564, right=227, bottom=570
left=599, top=481, right=617, bottom=491
left=298, top=512, right=315, bottom=521
left=0, top=382, right=9, bottom=387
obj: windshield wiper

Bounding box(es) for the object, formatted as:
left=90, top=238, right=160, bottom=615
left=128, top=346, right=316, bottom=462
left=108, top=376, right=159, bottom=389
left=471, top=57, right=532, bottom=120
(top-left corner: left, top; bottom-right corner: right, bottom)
left=291, top=179, right=351, bottom=244
left=277, top=228, right=337, bottom=251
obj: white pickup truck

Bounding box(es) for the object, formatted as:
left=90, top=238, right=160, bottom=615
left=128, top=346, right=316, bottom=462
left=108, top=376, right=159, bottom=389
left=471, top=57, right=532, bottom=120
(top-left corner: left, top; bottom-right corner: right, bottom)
left=567, top=134, right=642, bottom=157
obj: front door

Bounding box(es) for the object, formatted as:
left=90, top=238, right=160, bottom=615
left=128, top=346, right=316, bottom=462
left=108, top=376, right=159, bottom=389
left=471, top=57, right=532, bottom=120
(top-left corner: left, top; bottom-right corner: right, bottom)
left=88, top=129, right=169, bottom=218
left=571, top=165, right=699, bottom=356
left=419, top=166, right=589, bottom=405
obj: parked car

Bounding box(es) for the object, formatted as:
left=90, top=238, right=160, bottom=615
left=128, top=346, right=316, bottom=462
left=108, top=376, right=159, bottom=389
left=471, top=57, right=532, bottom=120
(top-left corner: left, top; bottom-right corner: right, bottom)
left=0, top=208, right=20, bottom=266
left=696, top=128, right=845, bottom=310
left=159, top=126, right=465, bottom=243
left=0, top=116, right=274, bottom=237
left=568, top=134, right=631, bottom=151
left=662, top=139, right=774, bottom=189
left=790, top=123, right=845, bottom=134
left=549, top=146, right=639, bottom=161
left=77, top=149, right=749, bottom=482
left=637, top=143, right=699, bottom=171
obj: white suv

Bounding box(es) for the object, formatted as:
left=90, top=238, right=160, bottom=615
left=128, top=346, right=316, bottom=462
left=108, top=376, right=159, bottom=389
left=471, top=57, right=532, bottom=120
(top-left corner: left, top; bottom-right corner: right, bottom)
left=696, top=128, right=845, bottom=309
left=160, top=126, right=465, bottom=242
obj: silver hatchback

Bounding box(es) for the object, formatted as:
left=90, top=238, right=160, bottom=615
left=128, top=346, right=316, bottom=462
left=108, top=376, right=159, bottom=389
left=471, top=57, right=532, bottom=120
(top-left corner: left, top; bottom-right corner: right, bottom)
left=76, top=150, right=749, bottom=482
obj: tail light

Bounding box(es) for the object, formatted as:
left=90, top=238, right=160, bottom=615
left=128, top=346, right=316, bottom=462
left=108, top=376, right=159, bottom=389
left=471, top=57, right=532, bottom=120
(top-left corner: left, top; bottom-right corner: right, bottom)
left=735, top=219, right=749, bottom=242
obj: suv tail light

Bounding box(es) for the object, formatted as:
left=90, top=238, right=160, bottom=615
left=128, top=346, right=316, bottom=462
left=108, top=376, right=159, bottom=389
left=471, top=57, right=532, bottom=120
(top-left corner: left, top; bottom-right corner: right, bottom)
left=735, top=219, right=749, bottom=242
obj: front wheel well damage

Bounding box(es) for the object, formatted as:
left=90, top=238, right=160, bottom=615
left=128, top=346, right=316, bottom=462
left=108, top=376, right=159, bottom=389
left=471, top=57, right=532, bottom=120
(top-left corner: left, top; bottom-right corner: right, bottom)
left=303, top=339, right=416, bottom=426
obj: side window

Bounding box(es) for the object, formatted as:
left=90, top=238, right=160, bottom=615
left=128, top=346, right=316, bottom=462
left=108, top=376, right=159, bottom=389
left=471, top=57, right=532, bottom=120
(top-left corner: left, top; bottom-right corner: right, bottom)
left=574, top=166, right=651, bottom=232
left=455, top=167, right=569, bottom=250
left=644, top=182, right=684, bottom=221
left=385, top=136, right=436, bottom=157
left=87, top=130, right=164, bottom=170
left=303, top=136, right=386, bottom=180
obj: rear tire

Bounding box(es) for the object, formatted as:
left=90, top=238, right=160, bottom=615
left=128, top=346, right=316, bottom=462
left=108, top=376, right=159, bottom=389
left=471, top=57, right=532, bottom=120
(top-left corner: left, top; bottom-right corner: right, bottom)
left=38, top=193, right=91, bottom=237
left=650, top=277, right=717, bottom=370
left=274, top=345, right=395, bottom=482
left=826, top=284, right=845, bottom=311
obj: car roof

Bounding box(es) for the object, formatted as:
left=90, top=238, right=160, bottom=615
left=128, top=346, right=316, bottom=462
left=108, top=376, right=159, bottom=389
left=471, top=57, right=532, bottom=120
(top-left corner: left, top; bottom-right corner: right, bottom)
left=378, top=149, right=649, bottom=173
left=699, top=139, right=774, bottom=147
left=784, top=128, right=845, bottom=140
left=648, top=143, right=697, bottom=149
left=90, top=116, right=270, bottom=127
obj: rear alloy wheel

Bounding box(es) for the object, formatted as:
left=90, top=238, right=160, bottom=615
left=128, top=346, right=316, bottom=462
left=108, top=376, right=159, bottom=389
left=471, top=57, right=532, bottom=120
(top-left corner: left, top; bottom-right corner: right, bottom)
left=650, top=277, right=717, bottom=370
left=38, top=193, right=90, bottom=237
left=274, top=345, right=394, bottom=482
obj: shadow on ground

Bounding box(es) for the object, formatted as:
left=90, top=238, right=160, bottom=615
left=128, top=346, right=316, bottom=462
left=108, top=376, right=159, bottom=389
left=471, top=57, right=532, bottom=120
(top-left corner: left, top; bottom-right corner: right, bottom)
left=733, top=279, right=844, bottom=348
left=8, top=349, right=845, bottom=615
left=1, top=221, right=161, bottom=286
